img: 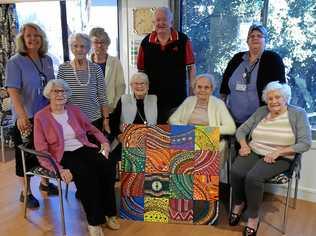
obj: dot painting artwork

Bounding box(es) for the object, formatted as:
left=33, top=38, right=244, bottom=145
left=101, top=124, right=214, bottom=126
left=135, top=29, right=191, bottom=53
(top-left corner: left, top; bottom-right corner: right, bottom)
left=120, top=125, right=220, bottom=225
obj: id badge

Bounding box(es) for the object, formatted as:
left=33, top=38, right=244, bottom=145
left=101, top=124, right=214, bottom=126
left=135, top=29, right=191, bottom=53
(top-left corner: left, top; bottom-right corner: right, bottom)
left=235, top=83, right=247, bottom=92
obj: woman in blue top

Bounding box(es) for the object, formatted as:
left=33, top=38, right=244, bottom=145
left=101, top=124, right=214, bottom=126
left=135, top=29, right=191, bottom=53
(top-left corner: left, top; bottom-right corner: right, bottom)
left=220, top=24, right=286, bottom=127
left=5, top=23, right=57, bottom=209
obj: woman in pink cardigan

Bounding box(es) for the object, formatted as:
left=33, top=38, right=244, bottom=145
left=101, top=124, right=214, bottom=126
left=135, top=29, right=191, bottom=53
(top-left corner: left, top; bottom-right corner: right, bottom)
left=34, top=79, right=111, bottom=236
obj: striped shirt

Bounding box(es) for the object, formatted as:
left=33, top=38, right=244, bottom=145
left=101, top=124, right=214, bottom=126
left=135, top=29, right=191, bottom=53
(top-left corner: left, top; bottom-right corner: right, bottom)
left=57, top=61, right=108, bottom=122
left=249, top=111, right=295, bottom=159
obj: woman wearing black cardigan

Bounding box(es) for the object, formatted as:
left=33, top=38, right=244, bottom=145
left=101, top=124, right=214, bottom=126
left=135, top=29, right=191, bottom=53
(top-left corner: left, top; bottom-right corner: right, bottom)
left=220, top=24, right=286, bottom=127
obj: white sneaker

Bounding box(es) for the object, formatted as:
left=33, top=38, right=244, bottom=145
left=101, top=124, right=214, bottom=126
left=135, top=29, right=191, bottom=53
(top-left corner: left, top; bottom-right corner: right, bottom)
left=105, top=216, right=120, bottom=230
left=88, top=225, right=104, bottom=236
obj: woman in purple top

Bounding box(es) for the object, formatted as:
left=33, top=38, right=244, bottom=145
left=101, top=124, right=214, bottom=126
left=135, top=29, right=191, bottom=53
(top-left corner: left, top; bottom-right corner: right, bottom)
left=5, top=23, right=57, bottom=209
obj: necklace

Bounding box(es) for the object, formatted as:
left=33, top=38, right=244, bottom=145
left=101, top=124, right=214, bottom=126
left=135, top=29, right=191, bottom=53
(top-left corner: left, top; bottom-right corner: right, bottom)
left=72, top=60, right=91, bottom=87
left=137, top=109, right=147, bottom=125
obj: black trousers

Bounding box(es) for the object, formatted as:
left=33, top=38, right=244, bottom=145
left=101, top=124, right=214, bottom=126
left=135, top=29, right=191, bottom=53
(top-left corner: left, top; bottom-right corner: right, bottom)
left=13, top=119, right=39, bottom=177
left=61, top=146, right=116, bottom=225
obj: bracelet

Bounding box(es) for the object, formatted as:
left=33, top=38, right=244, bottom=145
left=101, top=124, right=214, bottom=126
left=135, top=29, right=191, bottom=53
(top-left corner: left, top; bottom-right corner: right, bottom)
left=105, top=117, right=110, bottom=119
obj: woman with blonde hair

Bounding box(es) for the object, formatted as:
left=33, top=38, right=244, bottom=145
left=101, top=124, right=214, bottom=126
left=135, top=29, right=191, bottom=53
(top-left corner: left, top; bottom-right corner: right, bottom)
left=5, top=22, right=57, bottom=209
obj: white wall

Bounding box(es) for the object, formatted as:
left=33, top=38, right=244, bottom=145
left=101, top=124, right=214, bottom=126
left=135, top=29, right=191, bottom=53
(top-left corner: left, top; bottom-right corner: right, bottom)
left=119, top=0, right=169, bottom=93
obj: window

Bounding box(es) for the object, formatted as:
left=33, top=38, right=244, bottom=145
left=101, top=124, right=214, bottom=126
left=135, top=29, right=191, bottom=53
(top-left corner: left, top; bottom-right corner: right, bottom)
left=66, top=0, right=119, bottom=57
left=182, top=0, right=316, bottom=134
left=266, top=0, right=316, bottom=134
left=16, top=0, right=119, bottom=69
left=16, top=1, right=63, bottom=73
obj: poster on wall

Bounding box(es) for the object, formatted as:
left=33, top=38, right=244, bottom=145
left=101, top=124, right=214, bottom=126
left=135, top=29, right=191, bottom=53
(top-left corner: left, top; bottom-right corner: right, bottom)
left=129, top=7, right=155, bottom=68
left=119, top=124, right=220, bottom=225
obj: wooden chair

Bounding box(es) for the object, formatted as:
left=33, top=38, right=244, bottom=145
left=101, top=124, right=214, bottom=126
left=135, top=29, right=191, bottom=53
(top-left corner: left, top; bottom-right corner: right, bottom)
left=19, top=144, right=67, bottom=235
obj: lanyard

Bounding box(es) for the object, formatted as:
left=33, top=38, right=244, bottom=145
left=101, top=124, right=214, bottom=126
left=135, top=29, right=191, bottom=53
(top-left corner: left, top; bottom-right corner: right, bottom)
left=28, top=56, right=47, bottom=88
left=243, top=58, right=259, bottom=84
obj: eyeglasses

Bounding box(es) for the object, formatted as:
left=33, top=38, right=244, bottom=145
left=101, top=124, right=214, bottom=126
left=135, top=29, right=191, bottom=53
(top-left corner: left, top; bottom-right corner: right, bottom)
left=52, top=89, right=66, bottom=94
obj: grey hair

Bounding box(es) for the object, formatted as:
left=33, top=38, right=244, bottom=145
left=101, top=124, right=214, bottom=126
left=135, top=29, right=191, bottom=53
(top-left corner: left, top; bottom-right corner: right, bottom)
left=69, top=33, right=91, bottom=52
left=262, top=81, right=291, bottom=104
left=247, top=23, right=268, bottom=41
left=15, top=23, right=48, bottom=56
left=155, top=7, right=173, bottom=23
left=89, top=27, right=111, bottom=46
left=193, top=73, right=216, bottom=90
left=130, top=72, right=149, bottom=85
left=43, top=79, right=72, bottom=99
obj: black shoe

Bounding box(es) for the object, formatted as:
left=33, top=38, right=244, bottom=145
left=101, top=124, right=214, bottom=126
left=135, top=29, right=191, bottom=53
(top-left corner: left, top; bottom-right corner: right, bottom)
left=243, top=222, right=260, bottom=236
left=229, top=212, right=242, bottom=226
left=39, top=182, right=59, bottom=195
left=20, top=192, right=40, bottom=209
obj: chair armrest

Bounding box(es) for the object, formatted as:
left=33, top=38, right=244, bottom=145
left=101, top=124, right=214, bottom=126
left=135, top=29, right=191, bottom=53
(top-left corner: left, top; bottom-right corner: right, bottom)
left=18, top=144, right=62, bottom=179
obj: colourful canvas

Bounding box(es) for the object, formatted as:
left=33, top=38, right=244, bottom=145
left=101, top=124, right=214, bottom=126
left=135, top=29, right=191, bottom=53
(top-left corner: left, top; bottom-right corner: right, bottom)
left=169, top=199, right=193, bottom=224
left=144, top=173, right=170, bottom=198
left=170, top=125, right=195, bottom=150
left=195, top=126, right=220, bottom=151
left=193, top=150, right=220, bottom=176
left=146, top=125, right=171, bottom=149
left=193, top=175, right=219, bottom=200
left=121, top=172, right=144, bottom=197
left=121, top=147, right=146, bottom=173
left=193, top=200, right=219, bottom=225
left=169, top=150, right=195, bottom=174
left=120, top=125, right=220, bottom=225
left=169, top=174, right=193, bottom=200
left=145, top=148, right=171, bottom=173
left=120, top=196, right=144, bottom=221
left=144, top=197, right=169, bottom=223
left=122, top=124, right=147, bottom=148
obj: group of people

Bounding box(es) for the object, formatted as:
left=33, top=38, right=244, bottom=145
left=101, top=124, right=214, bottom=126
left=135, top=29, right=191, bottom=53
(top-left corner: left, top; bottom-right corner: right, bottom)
left=4, top=6, right=312, bottom=236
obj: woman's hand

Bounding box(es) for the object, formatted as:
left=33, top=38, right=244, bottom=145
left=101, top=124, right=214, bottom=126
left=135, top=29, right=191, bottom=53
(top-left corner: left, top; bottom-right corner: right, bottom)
left=60, top=169, right=73, bottom=183
left=17, top=116, right=32, bottom=134
left=239, top=144, right=251, bottom=156
left=263, top=150, right=280, bottom=164
left=100, top=142, right=110, bottom=159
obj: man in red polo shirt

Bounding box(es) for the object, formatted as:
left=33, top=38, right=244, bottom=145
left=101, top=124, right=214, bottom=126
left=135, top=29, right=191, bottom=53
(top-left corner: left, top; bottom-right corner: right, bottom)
left=137, top=7, right=196, bottom=123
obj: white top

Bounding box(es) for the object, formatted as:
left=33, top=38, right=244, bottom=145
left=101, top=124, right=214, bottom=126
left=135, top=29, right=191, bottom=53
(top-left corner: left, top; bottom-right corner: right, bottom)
left=52, top=111, right=83, bottom=151
left=169, top=96, right=236, bottom=135
left=250, top=111, right=295, bottom=158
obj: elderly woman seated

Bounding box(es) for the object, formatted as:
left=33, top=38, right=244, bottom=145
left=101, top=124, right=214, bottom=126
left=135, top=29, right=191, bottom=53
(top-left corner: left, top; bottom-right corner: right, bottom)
left=34, top=79, right=113, bottom=236
left=109, top=72, right=157, bottom=159
left=168, top=73, right=236, bottom=174
left=229, top=81, right=312, bottom=236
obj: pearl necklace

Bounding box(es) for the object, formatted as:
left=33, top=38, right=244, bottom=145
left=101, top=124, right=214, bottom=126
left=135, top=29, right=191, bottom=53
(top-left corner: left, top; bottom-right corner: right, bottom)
left=72, top=60, right=91, bottom=87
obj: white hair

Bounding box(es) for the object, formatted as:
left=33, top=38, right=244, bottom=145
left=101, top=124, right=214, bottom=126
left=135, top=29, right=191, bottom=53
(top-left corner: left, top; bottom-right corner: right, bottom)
left=43, top=79, right=72, bottom=99
left=155, top=7, right=173, bottom=23
left=68, top=33, right=91, bottom=52
left=262, top=81, right=291, bottom=104
left=130, top=72, right=149, bottom=85
left=193, top=73, right=216, bottom=90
